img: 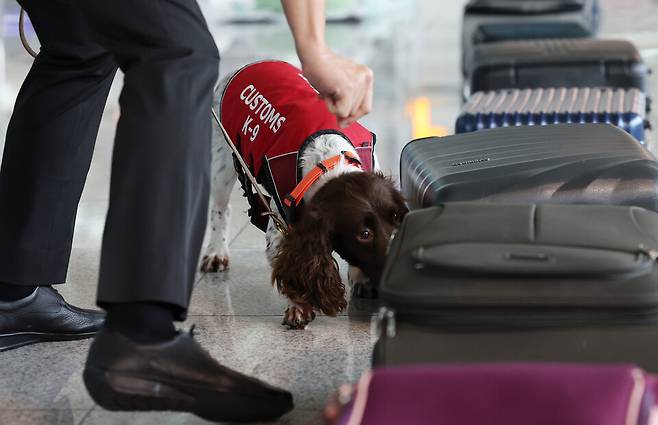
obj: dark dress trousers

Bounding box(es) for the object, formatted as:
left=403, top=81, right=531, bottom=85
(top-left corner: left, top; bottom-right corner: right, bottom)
left=0, top=0, right=219, bottom=318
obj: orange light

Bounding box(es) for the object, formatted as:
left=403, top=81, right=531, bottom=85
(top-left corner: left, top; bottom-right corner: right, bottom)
left=407, top=97, right=449, bottom=139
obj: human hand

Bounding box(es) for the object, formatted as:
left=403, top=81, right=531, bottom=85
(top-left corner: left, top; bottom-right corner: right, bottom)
left=299, top=46, right=374, bottom=127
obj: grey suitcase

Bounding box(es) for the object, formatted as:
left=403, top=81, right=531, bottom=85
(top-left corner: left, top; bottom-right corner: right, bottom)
left=401, top=124, right=658, bottom=211
left=374, top=202, right=658, bottom=370
left=465, top=39, right=650, bottom=99
left=372, top=314, right=658, bottom=372
left=456, top=87, right=650, bottom=145
left=461, top=0, right=600, bottom=75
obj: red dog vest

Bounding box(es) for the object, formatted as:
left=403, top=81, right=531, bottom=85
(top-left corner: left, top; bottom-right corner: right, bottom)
left=219, top=60, right=375, bottom=226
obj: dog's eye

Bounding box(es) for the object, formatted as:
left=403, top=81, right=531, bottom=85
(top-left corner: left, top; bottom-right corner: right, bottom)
left=357, top=229, right=373, bottom=242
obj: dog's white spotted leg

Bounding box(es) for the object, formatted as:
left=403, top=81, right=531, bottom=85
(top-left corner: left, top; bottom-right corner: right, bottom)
left=201, top=119, right=238, bottom=273
left=282, top=302, right=316, bottom=329
left=348, top=266, right=378, bottom=299
left=201, top=205, right=232, bottom=273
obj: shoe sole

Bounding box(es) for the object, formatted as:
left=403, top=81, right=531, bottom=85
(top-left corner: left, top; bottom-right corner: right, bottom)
left=0, top=331, right=97, bottom=352
left=83, top=366, right=291, bottom=422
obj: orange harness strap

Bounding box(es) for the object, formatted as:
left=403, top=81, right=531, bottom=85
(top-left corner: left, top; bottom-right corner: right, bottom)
left=283, top=151, right=362, bottom=209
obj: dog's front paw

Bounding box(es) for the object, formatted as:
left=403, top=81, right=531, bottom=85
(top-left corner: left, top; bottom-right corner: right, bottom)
left=200, top=254, right=229, bottom=273
left=282, top=304, right=316, bottom=329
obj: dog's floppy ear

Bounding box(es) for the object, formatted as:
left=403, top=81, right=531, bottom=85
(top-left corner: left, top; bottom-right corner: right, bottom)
left=271, top=206, right=346, bottom=316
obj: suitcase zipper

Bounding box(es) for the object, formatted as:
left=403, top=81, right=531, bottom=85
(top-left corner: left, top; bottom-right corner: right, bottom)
left=393, top=307, right=658, bottom=330
left=410, top=244, right=656, bottom=277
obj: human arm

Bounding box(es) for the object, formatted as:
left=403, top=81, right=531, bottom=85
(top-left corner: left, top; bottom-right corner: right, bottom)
left=281, top=0, right=373, bottom=127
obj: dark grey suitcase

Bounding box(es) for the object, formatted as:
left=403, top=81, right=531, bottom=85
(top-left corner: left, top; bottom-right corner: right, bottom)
left=401, top=124, right=658, bottom=211
left=465, top=39, right=649, bottom=99
left=372, top=315, right=658, bottom=372
left=456, top=87, right=650, bottom=145
left=461, top=0, right=600, bottom=75
left=374, top=202, right=658, bottom=370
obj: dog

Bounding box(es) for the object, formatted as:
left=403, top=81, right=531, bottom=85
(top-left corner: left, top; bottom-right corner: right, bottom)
left=201, top=61, right=408, bottom=329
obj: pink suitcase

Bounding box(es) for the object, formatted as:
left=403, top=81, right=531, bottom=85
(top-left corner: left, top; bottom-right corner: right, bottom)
left=336, top=364, right=655, bottom=425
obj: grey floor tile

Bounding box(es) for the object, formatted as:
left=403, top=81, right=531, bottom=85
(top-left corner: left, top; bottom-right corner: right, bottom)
left=79, top=410, right=212, bottom=425
left=190, top=250, right=287, bottom=316
left=56, top=248, right=102, bottom=311
left=0, top=340, right=95, bottom=410
left=191, top=249, right=375, bottom=318
left=71, top=202, right=108, bottom=250
left=0, top=409, right=92, bottom=425
left=180, top=316, right=374, bottom=411
left=79, top=408, right=320, bottom=425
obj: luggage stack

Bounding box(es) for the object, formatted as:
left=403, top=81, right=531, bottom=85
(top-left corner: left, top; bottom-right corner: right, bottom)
left=461, top=0, right=601, bottom=76
left=339, top=2, right=658, bottom=423
left=460, top=1, right=652, bottom=144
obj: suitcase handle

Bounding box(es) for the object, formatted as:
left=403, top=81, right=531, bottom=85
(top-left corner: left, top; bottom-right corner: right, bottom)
left=412, top=243, right=654, bottom=277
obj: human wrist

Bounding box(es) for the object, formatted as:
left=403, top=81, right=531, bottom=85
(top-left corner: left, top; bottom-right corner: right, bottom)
left=296, top=38, right=328, bottom=66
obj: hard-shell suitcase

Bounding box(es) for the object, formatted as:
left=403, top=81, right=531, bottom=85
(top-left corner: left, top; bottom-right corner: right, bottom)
left=373, top=202, right=658, bottom=371
left=336, top=364, right=654, bottom=425
left=465, top=39, right=649, bottom=98
left=456, top=87, right=650, bottom=145
left=400, top=124, right=658, bottom=211
left=461, top=0, right=600, bottom=75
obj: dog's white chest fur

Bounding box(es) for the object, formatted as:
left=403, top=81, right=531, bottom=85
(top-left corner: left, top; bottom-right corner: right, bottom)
left=298, top=134, right=363, bottom=202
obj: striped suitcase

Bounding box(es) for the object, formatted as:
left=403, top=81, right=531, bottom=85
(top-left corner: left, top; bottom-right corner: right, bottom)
left=461, top=0, right=600, bottom=75
left=400, top=124, right=658, bottom=211
left=456, top=87, right=649, bottom=144
left=465, top=39, right=650, bottom=99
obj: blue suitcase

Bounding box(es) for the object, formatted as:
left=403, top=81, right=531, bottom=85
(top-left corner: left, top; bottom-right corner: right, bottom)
left=456, top=87, right=650, bottom=145
left=465, top=39, right=650, bottom=99
left=461, top=0, right=600, bottom=75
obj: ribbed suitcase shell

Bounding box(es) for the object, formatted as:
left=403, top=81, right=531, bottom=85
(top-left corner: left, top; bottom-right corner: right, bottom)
left=466, top=39, right=649, bottom=96
left=400, top=124, right=658, bottom=210
left=456, top=87, right=648, bottom=144
left=461, top=0, right=600, bottom=75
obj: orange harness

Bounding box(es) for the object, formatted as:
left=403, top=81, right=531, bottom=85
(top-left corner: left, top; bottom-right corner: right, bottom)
left=283, top=151, right=362, bottom=216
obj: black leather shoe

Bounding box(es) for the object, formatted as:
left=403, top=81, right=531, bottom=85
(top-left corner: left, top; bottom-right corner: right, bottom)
left=0, top=286, right=105, bottom=352
left=83, top=328, right=294, bottom=422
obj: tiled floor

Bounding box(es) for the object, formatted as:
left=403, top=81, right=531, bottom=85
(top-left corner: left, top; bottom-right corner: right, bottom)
left=1, top=0, right=657, bottom=424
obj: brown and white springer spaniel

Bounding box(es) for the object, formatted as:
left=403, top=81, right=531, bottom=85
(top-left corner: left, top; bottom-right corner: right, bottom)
left=201, top=61, right=407, bottom=329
